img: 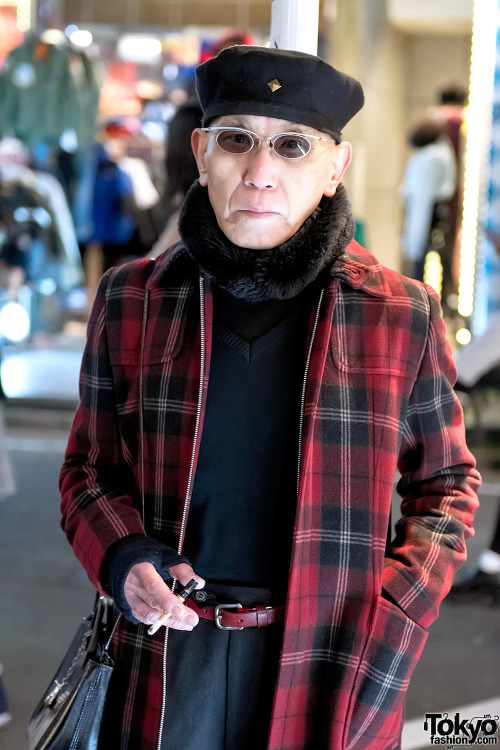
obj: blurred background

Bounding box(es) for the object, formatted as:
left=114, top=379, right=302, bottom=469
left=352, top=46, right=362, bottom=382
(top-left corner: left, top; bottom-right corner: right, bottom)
left=0, top=0, right=499, bottom=748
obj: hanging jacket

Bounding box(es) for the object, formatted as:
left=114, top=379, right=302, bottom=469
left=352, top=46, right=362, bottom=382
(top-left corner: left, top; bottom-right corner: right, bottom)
left=60, top=238, right=479, bottom=750
left=0, top=37, right=100, bottom=146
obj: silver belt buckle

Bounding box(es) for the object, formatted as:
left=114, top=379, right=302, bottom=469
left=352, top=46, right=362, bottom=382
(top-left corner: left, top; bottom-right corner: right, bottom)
left=214, top=603, right=244, bottom=630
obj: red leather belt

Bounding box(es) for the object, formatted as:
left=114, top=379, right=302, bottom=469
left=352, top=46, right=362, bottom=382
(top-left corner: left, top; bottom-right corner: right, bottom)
left=185, top=598, right=285, bottom=630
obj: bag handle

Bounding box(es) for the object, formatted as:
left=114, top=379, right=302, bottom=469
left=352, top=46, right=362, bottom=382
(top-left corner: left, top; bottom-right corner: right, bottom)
left=103, top=610, right=122, bottom=655
left=90, top=594, right=121, bottom=660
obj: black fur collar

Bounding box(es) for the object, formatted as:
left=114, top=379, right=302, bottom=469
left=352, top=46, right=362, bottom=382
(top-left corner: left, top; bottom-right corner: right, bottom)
left=178, top=180, right=354, bottom=301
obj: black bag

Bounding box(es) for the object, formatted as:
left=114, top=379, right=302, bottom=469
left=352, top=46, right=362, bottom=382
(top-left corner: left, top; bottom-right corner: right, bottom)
left=26, top=595, right=119, bottom=750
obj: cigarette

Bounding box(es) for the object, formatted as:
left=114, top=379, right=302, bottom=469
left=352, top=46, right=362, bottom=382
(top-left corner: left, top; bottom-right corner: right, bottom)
left=147, top=578, right=198, bottom=635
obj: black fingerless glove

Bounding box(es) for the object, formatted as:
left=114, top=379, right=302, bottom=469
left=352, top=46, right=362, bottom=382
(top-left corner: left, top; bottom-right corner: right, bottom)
left=100, top=534, right=192, bottom=623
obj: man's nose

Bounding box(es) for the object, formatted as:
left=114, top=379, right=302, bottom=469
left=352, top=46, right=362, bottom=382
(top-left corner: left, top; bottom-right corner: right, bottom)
left=243, top=141, right=279, bottom=189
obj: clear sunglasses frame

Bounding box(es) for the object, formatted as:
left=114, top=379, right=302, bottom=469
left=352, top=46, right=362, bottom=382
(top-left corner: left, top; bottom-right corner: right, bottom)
left=201, top=126, right=330, bottom=159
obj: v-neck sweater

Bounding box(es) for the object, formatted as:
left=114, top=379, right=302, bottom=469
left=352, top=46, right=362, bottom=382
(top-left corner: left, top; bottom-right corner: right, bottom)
left=182, top=287, right=311, bottom=600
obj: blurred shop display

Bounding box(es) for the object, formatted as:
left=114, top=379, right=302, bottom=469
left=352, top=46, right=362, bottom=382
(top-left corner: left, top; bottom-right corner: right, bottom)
left=99, top=60, right=146, bottom=119
left=400, top=119, right=458, bottom=292
left=0, top=20, right=263, bottom=403
left=0, top=28, right=102, bottom=303
left=0, top=31, right=100, bottom=148
left=0, top=137, right=86, bottom=402
left=0, top=138, right=83, bottom=283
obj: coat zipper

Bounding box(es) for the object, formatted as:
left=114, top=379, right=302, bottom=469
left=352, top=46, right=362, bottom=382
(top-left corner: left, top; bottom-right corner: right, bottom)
left=139, top=290, right=149, bottom=527
left=297, top=288, right=324, bottom=493
left=267, top=288, right=324, bottom=742
left=157, top=276, right=206, bottom=750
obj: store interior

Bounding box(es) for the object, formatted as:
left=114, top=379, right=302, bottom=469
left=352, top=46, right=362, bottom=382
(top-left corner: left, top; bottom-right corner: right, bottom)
left=0, top=0, right=498, bottom=402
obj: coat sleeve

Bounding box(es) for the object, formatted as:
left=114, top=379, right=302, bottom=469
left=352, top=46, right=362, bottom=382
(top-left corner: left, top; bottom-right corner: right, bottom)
left=60, top=269, right=147, bottom=592
left=383, top=285, right=481, bottom=629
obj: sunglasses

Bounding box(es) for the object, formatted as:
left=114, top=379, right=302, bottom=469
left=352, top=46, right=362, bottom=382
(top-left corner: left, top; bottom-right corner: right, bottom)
left=201, top=126, right=331, bottom=160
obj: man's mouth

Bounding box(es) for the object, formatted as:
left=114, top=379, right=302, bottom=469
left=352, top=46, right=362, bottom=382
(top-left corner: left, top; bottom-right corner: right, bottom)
left=238, top=209, right=278, bottom=219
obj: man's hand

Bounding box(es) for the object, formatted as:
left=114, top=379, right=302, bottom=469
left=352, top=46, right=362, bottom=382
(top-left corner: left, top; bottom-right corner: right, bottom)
left=124, top=561, right=205, bottom=631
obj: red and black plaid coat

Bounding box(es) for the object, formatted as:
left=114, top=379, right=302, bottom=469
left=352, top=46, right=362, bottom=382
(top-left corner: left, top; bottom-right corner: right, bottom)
left=60, top=239, right=480, bottom=750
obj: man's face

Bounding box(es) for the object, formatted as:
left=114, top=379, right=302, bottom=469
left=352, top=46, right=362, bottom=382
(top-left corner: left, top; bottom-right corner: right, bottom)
left=191, top=115, right=352, bottom=250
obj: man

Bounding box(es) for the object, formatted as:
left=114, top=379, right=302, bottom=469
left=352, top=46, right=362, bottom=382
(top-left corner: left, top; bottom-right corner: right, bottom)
left=60, top=46, right=480, bottom=750
left=400, top=120, right=457, bottom=282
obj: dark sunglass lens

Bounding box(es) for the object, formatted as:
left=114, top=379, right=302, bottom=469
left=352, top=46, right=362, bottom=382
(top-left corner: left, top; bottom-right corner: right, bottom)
left=274, top=135, right=310, bottom=158
left=217, top=130, right=253, bottom=154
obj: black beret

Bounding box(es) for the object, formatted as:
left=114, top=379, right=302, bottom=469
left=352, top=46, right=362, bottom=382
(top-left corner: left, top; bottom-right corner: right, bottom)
left=195, top=45, right=364, bottom=138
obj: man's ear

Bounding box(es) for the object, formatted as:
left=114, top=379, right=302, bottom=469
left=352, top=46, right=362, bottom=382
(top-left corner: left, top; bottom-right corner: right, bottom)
left=323, top=141, right=352, bottom=197
left=191, top=129, right=209, bottom=187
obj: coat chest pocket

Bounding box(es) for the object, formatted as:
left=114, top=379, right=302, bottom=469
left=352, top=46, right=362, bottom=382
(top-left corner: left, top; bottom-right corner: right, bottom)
left=331, top=332, right=411, bottom=378
left=330, top=292, right=426, bottom=379
left=107, top=325, right=185, bottom=367
left=106, top=282, right=192, bottom=368
left=343, top=596, right=428, bottom=750
left=106, top=315, right=186, bottom=459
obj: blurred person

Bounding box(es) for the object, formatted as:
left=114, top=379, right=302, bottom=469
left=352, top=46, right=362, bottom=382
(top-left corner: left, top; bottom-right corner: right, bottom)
left=431, top=85, right=468, bottom=159
left=80, top=126, right=136, bottom=302
left=429, top=86, right=468, bottom=300
left=88, top=126, right=136, bottom=271
left=400, top=119, right=457, bottom=283
left=60, top=46, right=480, bottom=750
left=83, top=123, right=160, bottom=291
left=106, top=124, right=160, bottom=252
left=151, top=99, right=203, bottom=257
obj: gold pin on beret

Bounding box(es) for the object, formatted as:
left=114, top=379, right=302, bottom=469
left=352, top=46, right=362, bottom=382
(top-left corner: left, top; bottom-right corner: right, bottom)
left=267, top=79, right=281, bottom=92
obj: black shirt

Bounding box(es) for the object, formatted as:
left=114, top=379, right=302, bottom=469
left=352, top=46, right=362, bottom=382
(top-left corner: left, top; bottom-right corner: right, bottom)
left=183, top=287, right=312, bottom=600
